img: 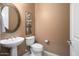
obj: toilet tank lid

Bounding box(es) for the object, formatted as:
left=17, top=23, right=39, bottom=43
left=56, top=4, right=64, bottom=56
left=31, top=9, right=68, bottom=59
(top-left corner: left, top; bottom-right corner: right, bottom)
left=26, top=36, right=35, bottom=39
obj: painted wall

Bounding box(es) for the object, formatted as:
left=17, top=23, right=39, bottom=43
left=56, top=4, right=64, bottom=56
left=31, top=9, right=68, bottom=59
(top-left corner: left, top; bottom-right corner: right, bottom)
left=35, top=3, right=70, bottom=56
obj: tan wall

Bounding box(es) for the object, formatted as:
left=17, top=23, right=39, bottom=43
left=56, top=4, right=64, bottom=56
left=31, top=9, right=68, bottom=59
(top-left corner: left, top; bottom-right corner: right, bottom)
left=13, top=3, right=35, bottom=36
left=35, top=3, right=70, bottom=56
left=0, top=3, right=35, bottom=56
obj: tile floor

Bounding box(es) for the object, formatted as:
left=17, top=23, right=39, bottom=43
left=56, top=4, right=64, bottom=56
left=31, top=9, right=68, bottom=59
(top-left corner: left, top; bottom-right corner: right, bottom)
left=23, top=51, right=49, bottom=56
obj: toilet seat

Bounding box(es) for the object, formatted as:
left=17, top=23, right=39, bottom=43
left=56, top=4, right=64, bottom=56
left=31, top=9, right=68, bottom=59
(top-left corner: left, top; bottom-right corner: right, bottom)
left=31, top=43, right=43, bottom=48
left=31, top=43, right=43, bottom=52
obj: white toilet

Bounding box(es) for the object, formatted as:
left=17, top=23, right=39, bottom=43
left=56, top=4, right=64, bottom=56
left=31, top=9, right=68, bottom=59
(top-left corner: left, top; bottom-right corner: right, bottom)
left=25, top=36, right=43, bottom=56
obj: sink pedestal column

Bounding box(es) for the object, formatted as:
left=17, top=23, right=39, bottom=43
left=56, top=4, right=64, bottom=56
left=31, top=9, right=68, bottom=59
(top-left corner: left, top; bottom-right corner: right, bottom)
left=11, top=47, right=17, bottom=56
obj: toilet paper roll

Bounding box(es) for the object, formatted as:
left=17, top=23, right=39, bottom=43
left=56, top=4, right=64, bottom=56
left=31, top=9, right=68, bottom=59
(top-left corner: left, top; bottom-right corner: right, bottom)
left=45, top=39, right=49, bottom=44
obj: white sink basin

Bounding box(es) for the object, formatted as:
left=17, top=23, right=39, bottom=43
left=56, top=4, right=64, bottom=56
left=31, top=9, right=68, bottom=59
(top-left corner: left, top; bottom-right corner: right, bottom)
left=0, top=37, right=24, bottom=48
left=0, top=37, right=24, bottom=56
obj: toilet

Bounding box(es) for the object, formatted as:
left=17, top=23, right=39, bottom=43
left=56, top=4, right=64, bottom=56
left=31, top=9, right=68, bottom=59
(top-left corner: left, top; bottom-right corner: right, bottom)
left=25, top=36, right=43, bottom=56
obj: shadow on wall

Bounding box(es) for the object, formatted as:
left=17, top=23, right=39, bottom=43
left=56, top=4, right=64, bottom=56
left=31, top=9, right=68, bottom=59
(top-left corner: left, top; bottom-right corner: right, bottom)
left=35, top=3, right=70, bottom=56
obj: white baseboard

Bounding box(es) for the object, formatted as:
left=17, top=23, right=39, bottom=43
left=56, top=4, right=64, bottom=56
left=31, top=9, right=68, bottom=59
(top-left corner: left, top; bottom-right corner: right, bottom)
left=23, top=50, right=59, bottom=56
left=44, top=50, right=59, bottom=56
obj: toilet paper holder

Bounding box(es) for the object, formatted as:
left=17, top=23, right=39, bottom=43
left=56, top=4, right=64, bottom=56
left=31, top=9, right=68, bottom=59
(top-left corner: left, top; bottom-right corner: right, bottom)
left=44, top=39, right=49, bottom=44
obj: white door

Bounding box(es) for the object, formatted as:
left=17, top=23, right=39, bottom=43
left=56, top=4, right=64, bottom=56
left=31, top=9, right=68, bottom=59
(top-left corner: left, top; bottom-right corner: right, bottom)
left=70, top=3, right=79, bottom=56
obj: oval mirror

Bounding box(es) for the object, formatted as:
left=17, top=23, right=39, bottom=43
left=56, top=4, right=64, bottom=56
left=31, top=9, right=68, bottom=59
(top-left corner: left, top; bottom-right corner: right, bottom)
left=0, top=3, right=20, bottom=33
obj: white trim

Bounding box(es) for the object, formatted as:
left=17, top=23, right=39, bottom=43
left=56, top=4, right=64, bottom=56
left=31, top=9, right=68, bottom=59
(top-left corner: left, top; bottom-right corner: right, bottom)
left=23, top=50, right=59, bottom=56
left=44, top=50, right=59, bottom=56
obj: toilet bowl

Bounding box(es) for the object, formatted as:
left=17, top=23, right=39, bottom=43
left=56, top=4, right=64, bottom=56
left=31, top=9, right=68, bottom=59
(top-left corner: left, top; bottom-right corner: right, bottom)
left=31, top=43, right=43, bottom=56
left=26, top=36, right=43, bottom=56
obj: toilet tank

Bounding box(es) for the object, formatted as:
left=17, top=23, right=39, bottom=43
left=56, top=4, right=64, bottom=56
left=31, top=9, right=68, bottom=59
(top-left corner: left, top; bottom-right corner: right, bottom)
left=26, top=36, right=35, bottom=46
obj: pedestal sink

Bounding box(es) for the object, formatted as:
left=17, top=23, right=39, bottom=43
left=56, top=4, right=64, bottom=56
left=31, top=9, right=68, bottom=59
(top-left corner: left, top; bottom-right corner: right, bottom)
left=0, top=37, right=24, bottom=56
